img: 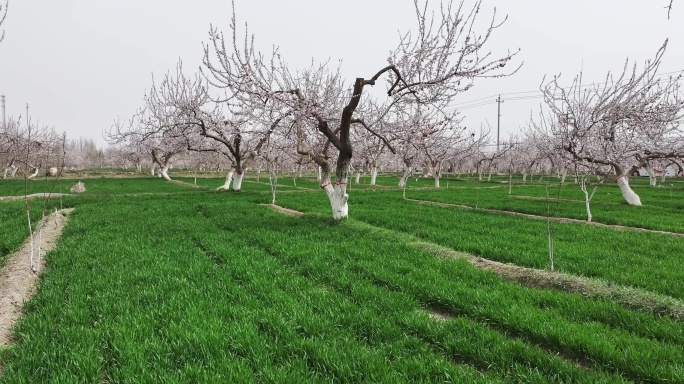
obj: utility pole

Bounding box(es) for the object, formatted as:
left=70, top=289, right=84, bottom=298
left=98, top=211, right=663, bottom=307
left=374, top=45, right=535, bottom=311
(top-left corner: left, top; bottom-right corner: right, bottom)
left=496, top=95, right=503, bottom=152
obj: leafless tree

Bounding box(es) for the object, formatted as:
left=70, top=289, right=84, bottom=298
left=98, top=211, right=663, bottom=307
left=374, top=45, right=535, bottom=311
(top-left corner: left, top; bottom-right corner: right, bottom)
left=1, top=117, right=21, bottom=178
left=402, top=103, right=485, bottom=188
left=475, top=143, right=512, bottom=182
left=536, top=40, right=684, bottom=205
left=150, top=61, right=293, bottom=191
left=348, top=99, right=398, bottom=185
left=203, top=0, right=520, bottom=219
left=507, top=135, right=540, bottom=184
left=2, top=115, right=61, bottom=179
left=107, top=108, right=187, bottom=181
left=394, top=121, right=422, bottom=188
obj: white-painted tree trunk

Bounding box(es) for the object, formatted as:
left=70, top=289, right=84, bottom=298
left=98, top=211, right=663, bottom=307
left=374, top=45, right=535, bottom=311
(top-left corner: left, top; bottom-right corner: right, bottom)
left=398, top=169, right=411, bottom=188
left=150, top=164, right=156, bottom=176
left=580, top=179, right=598, bottom=223
left=584, top=197, right=593, bottom=222
left=322, top=181, right=348, bottom=220
left=317, top=166, right=322, bottom=183
left=355, top=172, right=361, bottom=184
left=661, top=172, right=667, bottom=183
left=268, top=169, right=278, bottom=205
left=296, top=164, right=303, bottom=178
left=645, top=166, right=657, bottom=187
left=160, top=166, right=172, bottom=181
left=559, top=169, right=567, bottom=184
left=522, top=173, right=527, bottom=184
left=616, top=176, right=642, bottom=206
left=3, top=165, right=15, bottom=179
left=27, top=167, right=40, bottom=179
left=216, top=169, right=234, bottom=190
left=398, top=160, right=413, bottom=188
left=233, top=172, right=244, bottom=191
left=426, top=162, right=441, bottom=188
left=370, top=167, right=378, bottom=186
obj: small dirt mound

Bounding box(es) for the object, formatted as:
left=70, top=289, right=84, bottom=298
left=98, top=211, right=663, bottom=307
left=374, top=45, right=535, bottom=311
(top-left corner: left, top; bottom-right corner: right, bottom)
left=70, top=182, right=86, bottom=193
left=47, top=167, right=59, bottom=177
left=426, top=307, right=452, bottom=321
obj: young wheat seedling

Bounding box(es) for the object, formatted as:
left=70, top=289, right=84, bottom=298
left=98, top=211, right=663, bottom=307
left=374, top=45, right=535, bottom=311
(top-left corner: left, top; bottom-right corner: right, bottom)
left=545, top=185, right=554, bottom=272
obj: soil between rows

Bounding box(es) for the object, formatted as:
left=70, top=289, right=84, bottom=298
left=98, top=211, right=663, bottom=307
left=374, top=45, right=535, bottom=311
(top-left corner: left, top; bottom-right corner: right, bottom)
left=0, top=209, right=72, bottom=346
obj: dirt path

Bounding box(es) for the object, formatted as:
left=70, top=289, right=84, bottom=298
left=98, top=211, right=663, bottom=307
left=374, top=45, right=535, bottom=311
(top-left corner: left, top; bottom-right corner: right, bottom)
left=0, top=193, right=71, bottom=202
left=261, top=204, right=304, bottom=217
left=167, top=180, right=207, bottom=189
left=0, top=208, right=73, bottom=346
left=405, top=197, right=684, bottom=238
left=415, top=241, right=684, bottom=321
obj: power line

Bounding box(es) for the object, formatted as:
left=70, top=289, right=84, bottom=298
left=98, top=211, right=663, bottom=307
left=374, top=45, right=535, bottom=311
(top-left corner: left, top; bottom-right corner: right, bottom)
left=450, top=69, right=683, bottom=109
left=444, top=70, right=683, bottom=115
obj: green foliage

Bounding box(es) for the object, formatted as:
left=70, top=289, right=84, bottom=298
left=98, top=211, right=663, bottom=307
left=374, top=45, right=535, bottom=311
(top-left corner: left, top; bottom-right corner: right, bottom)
left=0, top=177, right=203, bottom=197
left=276, top=188, right=684, bottom=300
left=0, top=200, right=75, bottom=264
left=2, top=174, right=684, bottom=382
left=409, top=181, right=684, bottom=233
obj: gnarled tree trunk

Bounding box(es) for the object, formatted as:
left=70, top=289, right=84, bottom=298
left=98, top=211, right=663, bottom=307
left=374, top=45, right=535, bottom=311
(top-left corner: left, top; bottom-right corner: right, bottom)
left=160, top=166, right=171, bottom=181
left=398, top=158, right=413, bottom=188
left=27, top=166, right=40, bottom=180
left=217, top=169, right=235, bottom=190
left=322, top=181, right=348, bottom=220
left=3, top=164, right=16, bottom=179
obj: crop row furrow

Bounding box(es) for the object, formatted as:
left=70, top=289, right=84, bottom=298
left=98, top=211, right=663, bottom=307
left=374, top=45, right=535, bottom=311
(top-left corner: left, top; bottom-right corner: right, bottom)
left=224, top=214, right=627, bottom=383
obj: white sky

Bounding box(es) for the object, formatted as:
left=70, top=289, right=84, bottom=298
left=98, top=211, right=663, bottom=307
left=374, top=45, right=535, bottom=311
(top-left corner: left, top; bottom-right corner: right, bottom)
left=0, top=0, right=681, bottom=148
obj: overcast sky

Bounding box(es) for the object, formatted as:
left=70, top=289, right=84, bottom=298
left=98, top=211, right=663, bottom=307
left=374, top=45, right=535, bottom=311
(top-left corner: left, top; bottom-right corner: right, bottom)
left=0, top=0, right=682, bottom=148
